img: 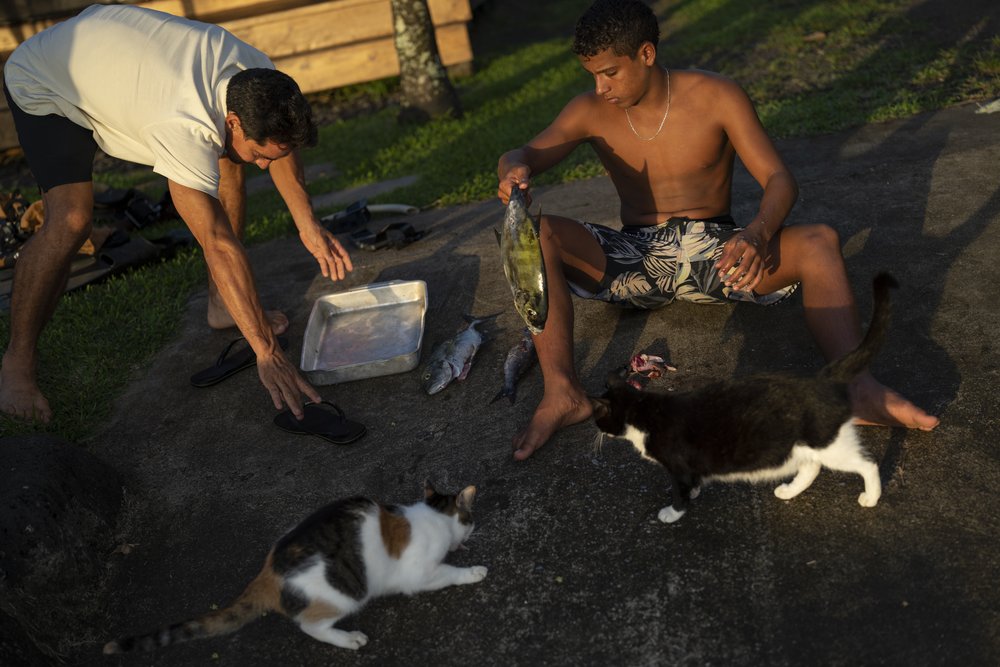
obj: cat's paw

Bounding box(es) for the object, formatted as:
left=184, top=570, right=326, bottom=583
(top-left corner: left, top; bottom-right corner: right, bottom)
left=339, top=631, right=369, bottom=651
left=463, top=565, right=488, bottom=583
left=774, top=483, right=797, bottom=500
left=657, top=506, right=685, bottom=523
left=690, top=486, right=701, bottom=499
left=858, top=491, right=880, bottom=508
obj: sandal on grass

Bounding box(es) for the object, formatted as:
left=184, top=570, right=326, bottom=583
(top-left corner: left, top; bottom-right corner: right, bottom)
left=190, top=335, right=288, bottom=388
left=273, top=400, right=367, bottom=445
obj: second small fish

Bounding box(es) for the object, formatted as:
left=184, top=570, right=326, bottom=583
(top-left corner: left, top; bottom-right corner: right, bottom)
left=421, top=316, right=492, bottom=395
left=490, top=328, right=537, bottom=405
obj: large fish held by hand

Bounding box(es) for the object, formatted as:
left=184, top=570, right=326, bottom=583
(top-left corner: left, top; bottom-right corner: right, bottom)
left=497, top=186, right=548, bottom=334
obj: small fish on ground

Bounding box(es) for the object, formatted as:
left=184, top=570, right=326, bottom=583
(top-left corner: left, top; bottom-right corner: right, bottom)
left=497, top=186, right=548, bottom=334
left=421, top=314, right=497, bottom=395
left=491, top=327, right=537, bottom=404
left=626, top=353, right=676, bottom=389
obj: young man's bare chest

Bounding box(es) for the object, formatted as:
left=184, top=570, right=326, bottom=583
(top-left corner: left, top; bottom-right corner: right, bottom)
left=587, top=104, right=736, bottom=222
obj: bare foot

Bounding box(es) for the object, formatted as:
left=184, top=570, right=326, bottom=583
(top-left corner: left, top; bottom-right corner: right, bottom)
left=206, top=293, right=289, bottom=335
left=513, top=389, right=593, bottom=460
left=850, top=373, right=939, bottom=431
left=0, top=365, right=52, bottom=423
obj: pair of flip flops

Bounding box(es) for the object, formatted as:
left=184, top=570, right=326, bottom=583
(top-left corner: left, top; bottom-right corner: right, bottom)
left=190, top=336, right=289, bottom=387
left=350, top=222, right=425, bottom=251
left=274, top=401, right=367, bottom=445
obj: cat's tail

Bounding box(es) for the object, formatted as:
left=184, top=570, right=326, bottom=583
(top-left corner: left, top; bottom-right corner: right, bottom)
left=102, top=555, right=282, bottom=654
left=820, top=272, right=898, bottom=384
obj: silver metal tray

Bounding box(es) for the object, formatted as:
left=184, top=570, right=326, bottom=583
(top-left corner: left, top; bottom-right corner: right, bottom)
left=300, top=280, right=427, bottom=385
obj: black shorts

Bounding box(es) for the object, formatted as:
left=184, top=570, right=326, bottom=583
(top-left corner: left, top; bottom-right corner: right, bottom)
left=4, top=81, right=97, bottom=192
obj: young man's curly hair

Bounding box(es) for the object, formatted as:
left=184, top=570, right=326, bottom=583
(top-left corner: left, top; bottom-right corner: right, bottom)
left=572, top=0, right=660, bottom=58
left=226, top=68, right=317, bottom=148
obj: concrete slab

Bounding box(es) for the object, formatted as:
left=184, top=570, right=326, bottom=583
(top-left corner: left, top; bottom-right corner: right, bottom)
left=84, top=104, right=1000, bottom=666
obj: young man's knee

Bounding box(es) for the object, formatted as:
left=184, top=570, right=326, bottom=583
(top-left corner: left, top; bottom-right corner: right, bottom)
left=804, top=222, right=841, bottom=250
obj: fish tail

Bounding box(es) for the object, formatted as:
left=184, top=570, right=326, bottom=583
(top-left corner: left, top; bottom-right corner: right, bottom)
left=489, top=386, right=516, bottom=405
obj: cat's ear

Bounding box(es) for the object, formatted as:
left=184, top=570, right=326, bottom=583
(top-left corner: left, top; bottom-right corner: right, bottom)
left=590, top=397, right=610, bottom=420
left=423, top=479, right=437, bottom=499
left=605, top=371, right=628, bottom=390
left=456, top=485, right=477, bottom=511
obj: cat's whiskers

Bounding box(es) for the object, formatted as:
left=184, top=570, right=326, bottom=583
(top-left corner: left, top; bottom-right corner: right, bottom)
left=590, top=431, right=608, bottom=454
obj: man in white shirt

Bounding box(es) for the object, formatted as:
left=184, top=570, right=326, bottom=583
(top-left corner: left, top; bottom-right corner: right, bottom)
left=1, top=4, right=353, bottom=422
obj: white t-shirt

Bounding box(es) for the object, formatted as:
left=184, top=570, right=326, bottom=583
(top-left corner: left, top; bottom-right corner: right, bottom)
left=3, top=3, right=274, bottom=197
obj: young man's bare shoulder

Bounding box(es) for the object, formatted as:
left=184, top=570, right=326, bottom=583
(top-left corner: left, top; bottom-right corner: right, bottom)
left=674, top=69, right=753, bottom=120
left=564, top=90, right=606, bottom=114
left=555, top=90, right=607, bottom=134
left=676, top=69, right=745, bottom=100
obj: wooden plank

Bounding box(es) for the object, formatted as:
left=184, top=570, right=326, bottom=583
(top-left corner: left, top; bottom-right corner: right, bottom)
left=221, top=0, right=471, bottom=60
left=274, top=22, right=472, bottom=93
left=223, top=1, right=392, bottom=58
left=140, top=1, right=312, bottom=23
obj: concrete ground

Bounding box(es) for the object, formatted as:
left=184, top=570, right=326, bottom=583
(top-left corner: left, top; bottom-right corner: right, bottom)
left=64, top=103, right=1000, bottom=665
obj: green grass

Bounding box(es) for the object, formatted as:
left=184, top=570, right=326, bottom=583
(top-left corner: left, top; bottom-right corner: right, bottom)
left=2, top=0, right=997, bottom=439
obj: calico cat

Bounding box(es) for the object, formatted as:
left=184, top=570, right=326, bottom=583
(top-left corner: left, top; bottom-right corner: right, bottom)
left=103, top=483, right=486, bottom=653
left=591, top=273, right=898, bottom=524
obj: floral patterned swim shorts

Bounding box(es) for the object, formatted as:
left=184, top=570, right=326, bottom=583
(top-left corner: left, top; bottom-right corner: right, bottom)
left=570, top=215, right=798, bottom=309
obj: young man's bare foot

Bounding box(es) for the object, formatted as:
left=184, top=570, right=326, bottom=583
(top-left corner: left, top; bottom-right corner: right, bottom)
left=206, top=293, right=289, bottom=335
left=513, top=389, right=593, bottom=461
left=850, top=373, right=939, bottom=431
left=0, top=365, right=53, bottom=423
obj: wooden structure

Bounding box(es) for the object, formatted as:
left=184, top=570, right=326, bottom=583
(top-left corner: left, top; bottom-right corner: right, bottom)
left=0, top=0, right=474, bottom=150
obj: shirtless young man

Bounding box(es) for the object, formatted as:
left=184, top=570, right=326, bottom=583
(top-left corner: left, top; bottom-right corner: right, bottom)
left=496, top=0, right=939, bottom=461
left=0, top=4, right=353, bottom=423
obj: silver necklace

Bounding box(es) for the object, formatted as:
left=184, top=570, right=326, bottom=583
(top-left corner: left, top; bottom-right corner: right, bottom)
left=625, top=69, right=671, bottom=141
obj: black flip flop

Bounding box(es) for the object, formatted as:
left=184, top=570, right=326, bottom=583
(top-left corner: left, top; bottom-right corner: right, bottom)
left=350, top=222, right=425, bottom=251
left=273, top=401, right=367, bottom=445
left=190, top=335, right=289, bottom=388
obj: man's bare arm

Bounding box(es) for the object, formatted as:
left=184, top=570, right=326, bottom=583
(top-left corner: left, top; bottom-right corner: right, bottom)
left=712, top=78, right=799, bottom=290
left=268, top=151, right=354, bottom=281
left=718, top=79, right=798, bottom=242
left=497, top=93, right=594, bottom=202
left=168, top=179, right=319, bottom=416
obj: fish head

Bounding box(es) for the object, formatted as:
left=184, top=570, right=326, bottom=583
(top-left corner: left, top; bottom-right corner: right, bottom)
left=422, top=359, right=455, bottom=394
left=514, top=288, right=547, bottom=334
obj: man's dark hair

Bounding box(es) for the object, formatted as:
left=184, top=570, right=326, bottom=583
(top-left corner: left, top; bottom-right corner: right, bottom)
left=226, top=68, right=317, bottom=148
left=572, top=0, right=660, bottom=58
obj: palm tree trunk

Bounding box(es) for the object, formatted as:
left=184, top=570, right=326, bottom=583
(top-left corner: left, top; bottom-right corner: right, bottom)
left=389, top=0, right=462, bottom=123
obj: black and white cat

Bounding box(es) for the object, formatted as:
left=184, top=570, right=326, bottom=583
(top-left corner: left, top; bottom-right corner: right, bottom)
left=591, top=274, right=898, bottom=524
left=104, top=483, right=486, bottom=653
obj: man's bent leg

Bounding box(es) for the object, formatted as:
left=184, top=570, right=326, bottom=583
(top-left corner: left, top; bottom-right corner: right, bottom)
left=513, top=215, right=606, bottom=460
left=1, top=183, right=95, bottom=421
left=756, top=224, right=938, bottom=430
left=207, top=157, right=288, bottom=334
